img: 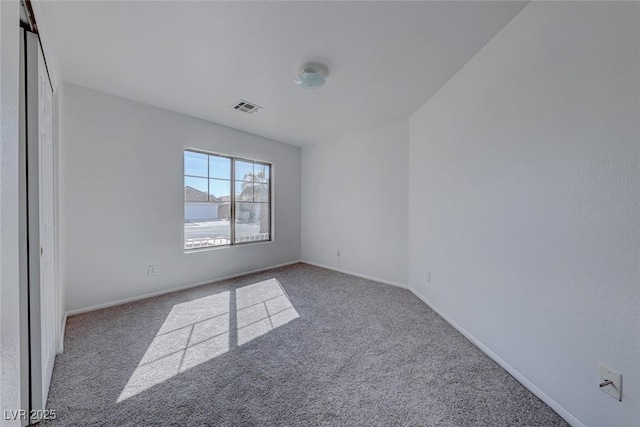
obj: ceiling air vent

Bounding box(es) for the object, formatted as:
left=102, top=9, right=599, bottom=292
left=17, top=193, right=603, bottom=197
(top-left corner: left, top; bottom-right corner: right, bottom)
left=232, top=100, right=262, bottom=114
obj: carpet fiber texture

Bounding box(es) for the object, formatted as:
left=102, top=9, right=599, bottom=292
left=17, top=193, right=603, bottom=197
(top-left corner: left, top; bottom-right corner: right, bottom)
left=44, top=263, right=568, bottom=426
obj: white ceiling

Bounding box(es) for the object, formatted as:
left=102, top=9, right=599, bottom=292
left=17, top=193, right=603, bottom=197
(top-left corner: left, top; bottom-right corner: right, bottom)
left=41, top=1, right=527, bottom=146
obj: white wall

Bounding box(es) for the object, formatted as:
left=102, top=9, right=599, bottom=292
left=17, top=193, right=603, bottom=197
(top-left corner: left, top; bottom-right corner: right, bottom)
left=301, top=119, right=408, bottom=286
left=0, top=1, right=22, bottom=424
left=409, top=2, right=639, bottom=426
left=61, top=84, right=301, bottom=313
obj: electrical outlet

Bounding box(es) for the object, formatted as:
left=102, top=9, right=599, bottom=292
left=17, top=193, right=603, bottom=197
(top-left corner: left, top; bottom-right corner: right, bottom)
left=337, top=249, right=341, bottom=257
left=427, top=272, right=432, bottom=283
left=148, top=265, right=157, bottom=276
left=599, top=363, right=622, bottom=401
left=319, top=247, right=324, bottom=254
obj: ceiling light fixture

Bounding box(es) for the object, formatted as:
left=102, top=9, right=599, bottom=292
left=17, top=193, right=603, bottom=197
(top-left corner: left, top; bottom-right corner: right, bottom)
left=295, top=63, right=328, bottom=90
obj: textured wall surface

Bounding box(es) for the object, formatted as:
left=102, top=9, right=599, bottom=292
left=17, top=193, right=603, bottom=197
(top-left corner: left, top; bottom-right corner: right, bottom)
left=302, top=119, right=409, bottom=286
left=409, top=2, right=639, bottom=426
left=0, top=1, right=23, bottom=424
left=61, top=84, right=301, bottom=312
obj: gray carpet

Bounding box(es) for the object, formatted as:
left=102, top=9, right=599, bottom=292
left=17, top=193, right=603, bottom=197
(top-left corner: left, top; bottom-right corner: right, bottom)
left=43, top=263, right=568, bottom=426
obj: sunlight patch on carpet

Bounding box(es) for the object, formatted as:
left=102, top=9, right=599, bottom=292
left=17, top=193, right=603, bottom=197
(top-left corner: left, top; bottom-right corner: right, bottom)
left=117, top=278, right=298, bottom=402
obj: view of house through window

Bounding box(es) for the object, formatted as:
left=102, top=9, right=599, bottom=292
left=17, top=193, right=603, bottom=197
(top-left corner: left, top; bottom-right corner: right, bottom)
left=184, top=149, right=271, bottom=250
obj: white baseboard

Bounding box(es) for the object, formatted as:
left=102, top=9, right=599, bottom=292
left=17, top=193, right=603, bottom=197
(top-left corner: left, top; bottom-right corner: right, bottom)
left=64, top=260, right=301, bottom=318
left=408, top=288, right=584, bottom=427
left=300, top=260, right=409, bottom=290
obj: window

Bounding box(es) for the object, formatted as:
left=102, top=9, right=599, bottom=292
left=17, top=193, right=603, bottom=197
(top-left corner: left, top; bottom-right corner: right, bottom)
left=184, top=149, right=271, bottom=250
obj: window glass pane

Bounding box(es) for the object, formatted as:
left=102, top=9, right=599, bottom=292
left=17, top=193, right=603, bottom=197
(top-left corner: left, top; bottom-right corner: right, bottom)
left=184, top=151, right=208, bottom=177
left=235, top=181, right=253, bottom=202
left=254, top=164, right=270, bottom=183
left=209, top=179, right=231, bottom=200
left=185, top=150, right=270, bottom=250
left=235, top=160, right=254, bottom=182
left=209, top=155, right=231, bottom=180
left=184, top=201, right=231, bottom=249
left=235, top=202, right=269, bottom=243
left=253, top=183, right=269, bottom=202
left=185, top=177, right=208, bottom=202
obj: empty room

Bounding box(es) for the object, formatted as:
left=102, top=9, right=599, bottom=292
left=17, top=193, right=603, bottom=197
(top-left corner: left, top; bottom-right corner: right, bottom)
left=0, top=1, right=638, bottom=426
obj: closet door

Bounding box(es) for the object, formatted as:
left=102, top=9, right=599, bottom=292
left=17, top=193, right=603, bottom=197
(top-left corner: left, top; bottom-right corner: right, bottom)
left=37, top=34, right=56, bottom=410
left=25, top=29, right=56, bottom=420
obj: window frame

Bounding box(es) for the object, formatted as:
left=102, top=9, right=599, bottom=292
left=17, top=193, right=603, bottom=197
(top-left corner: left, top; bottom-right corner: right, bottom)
left=184, top=148, right=272, bottom=251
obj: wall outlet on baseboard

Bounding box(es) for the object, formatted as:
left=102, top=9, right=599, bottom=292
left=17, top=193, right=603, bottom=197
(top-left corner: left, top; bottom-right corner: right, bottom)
left=427, top=272, right=431, bottom=283
left=148, top=265, right=157, bottom=276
